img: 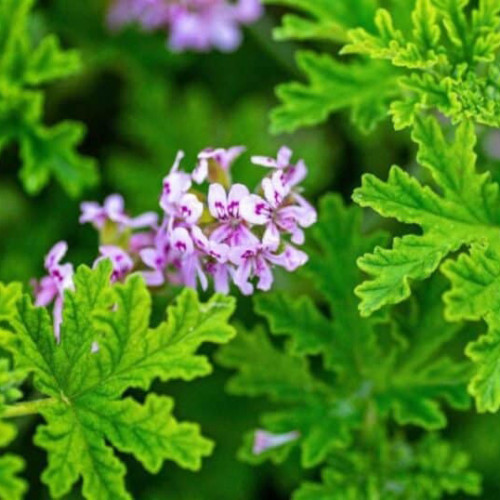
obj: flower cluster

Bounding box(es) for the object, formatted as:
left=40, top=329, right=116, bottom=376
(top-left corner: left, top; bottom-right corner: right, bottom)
left=33, top=146, right=316, bottom=337
left=108, top=0, right=263, bottom=53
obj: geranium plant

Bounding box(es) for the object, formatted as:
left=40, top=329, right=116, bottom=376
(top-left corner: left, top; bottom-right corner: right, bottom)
left=2, top=0, right=500, bottom=499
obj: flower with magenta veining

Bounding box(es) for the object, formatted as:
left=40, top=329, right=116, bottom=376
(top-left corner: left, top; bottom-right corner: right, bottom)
left=208, top=183, right=257, bottom=246
left=32, top=241, right=74, bottom=341
left=240, top=171, right=316, bottom=247
left=80, top=194, right=158, bottom=231
left=95, top=246, right=134, bottom=283
left=192, top=146, right=245, bottom=184
left=191, top=226, right=231, bottom=293
left=229, top=242, right=287, bottom=295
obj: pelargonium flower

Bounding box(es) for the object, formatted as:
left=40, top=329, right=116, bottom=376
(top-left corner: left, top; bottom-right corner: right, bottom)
left=240, top=171, right=316, bottom=247
left=94, top=246, right=134, bottom=283
left=80, top=194, right=158, bottom=231
left=229, top=242, right=289, bottom=295
left=252, top=429, right=300, bottom=455
left=252, top=145, right=308, bottom=189
left=192, top=146, right=245, bottom=184
left=139, top=227, right=172, bottom=287
left=208, top=183, right=257, bottom=246
left=108, top=0, right=263, bottom=53
left=160, top=151, right=192, bottom=211
left=190, top=226, right=231, bottom=293
left=32, top=241, right=74, bottom=341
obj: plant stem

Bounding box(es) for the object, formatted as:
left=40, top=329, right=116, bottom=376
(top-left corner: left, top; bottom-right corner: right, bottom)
left=2, top=398, right=56, bottom=418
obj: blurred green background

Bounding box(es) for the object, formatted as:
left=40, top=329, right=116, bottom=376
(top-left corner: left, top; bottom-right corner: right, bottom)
left=1, top=1, right=499, bottom=499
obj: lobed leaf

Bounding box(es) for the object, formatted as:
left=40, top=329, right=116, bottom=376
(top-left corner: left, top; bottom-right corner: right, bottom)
left=354, top=117, right=500, bottom=316
left=270, top=52, right=399, bottom=134
left=10, top=262, right=235, bottom=499
left=0, top=0, right=98, bottom=195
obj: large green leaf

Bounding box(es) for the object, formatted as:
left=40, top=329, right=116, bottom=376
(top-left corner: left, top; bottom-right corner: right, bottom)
left=9, top=262, right=235, bottom=499
left=354, top=116, right=500, bottom=316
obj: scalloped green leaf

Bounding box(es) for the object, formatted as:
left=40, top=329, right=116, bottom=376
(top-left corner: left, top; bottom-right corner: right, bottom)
left=270, top=51, right=398, bottom=134
left=353, top=116, right=500, bottom=316
left=0, top=0, right=98, bottom=195
left=9, top=262, right=235, bottom=499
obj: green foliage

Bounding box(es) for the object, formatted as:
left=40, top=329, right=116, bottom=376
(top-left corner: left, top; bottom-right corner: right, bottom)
left=263, top=0, right=378, bottom=44
left=0, top=0, right=98, bottom=195
left=0, top=359, right=27, bottom=500
left=353, top=116, right=499, bottom=316
left=270, top=52, right=399, bottom=134
left=353, top=116, right=500, bottom=412
left=218, top=195, right=476, bottom=497
left=4, top=262, right=235, bottom=499
left=442, top=245, right=500, bottom=412
left=267, top=0, right=500, bottom=133
left=265, top=0, right=401, bottom=134
left=343, top=0, right=500, bottom=129
left=294, top=435, right=481, bottom=500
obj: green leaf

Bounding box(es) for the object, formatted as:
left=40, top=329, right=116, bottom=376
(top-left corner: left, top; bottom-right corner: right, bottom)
left=294, top=435, right=481, bottom=499
left=270, top=51, right=399, bottom=134
left=354, top=114, right=500, bottom=413
left=264, top=0, right=378, bottom=44
left=254, top=293, right=331, bottom=357
left=18, top=121, right=98, bottom=197
left=441, top=244, right=500, bottom=411
left=0, top=455, right=25, bottom=500
left=0, top=282, right=22, bottom=323
left=217, top=325, right=357, bottom=468
left=268, top=0, right=500, bottom=134
left=219, top=193, right=469, bottom=497
left=0, top=0, right=98, bottom=195
left=24, top=35, right=81, bottom=85
left=343, top=0, right=500, bottom=129
left=353, top=116, right=500, bottom=316
left=0, top=359, right=27, bottom=500
left=10, top=262, right=236, bottom=499
left=218, top=325, right=319, bottom=402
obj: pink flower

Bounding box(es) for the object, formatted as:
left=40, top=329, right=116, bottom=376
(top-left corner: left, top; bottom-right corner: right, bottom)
left=252, top=145, right=307, bottom=188
left=108, top=0, right=171, bottom=31
left=208, top=183, right=258, bottom=246
left=252, top=146, right=293, bottom=169
left=36, top=144, right=315, bottom=302
left=130, top=230, right=156, bottom=253
left=139, top=226, right=182, bottom=287
left=191, top=226, right=231, bottom=293
left=94, top=246, right=134, bottom=282
left=280, top=244, right=309, bottom=272
left=160, top=151, right=192, bottom=210
left=80, top=194, right=128, bottom=229
left=160, top=152, right=203, bottom=226
left=80, top=194, right=158, bottom=231
left=253, top=430, right=300, bottom=455
left=192, top=146, right=245, bottom=184
left=32, top=242, right=74, bottom=341
left=170, top=227, right=210, bottom=289
left=108, top=0, right=263, bottom=53
left=240, top=172, right=316, bottom=247
left=229, top=243, right=283, bottom=295
left=168, top=1, right=262, bottom=53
